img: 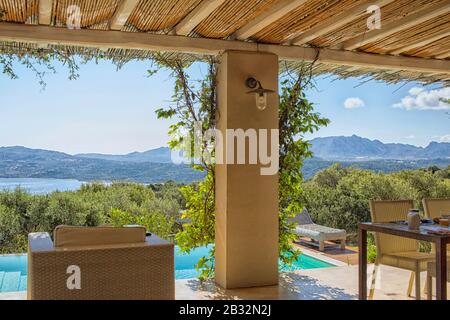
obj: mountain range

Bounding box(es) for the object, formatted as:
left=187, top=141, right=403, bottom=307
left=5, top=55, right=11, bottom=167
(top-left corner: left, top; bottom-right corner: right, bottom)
left=0, top=146, right=203, bottom=183
left=54, top=135, right=450, bottom=163
left=75, top=135, right=450, bottom=162
left=309, top=135, right=450, bottom=160
left=0, top=135, right=449, bottom=182
left=75, top=147, right=172, bottom=163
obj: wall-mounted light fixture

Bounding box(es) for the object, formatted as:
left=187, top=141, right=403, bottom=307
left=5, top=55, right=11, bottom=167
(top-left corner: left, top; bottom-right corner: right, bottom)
left=245, top=77, right=275, bottom=111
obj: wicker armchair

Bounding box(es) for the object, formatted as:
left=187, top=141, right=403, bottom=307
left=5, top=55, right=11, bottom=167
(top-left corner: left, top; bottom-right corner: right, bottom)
left=27, top=226, right=174, bottom=300
left=369, top=200, right=435, bottom=300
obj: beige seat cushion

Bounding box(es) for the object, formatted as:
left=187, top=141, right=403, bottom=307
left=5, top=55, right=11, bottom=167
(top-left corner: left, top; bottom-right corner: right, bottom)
left=54, top=225, right=146, bottom=248
left=380, top=251, right=435, bottom=271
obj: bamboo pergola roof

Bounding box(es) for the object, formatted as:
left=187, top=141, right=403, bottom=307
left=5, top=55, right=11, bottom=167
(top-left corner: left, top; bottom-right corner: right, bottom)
left=0, top=0, right=449, bottom=84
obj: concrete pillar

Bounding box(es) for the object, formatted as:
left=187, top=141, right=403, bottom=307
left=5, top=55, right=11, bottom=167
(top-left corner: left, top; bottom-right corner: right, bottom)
left=215, top=50, right=279, bottom=289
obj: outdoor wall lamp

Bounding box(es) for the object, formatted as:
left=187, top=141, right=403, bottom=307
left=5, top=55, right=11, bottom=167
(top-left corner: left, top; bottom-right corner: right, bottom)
left=245, top=77, right=275, bottom=111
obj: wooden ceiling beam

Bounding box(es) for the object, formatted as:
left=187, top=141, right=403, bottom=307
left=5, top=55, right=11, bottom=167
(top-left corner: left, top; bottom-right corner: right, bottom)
left=109, top=0, right=140, bottom=31
left=343, top=2, right=450, bottom=50
left=0, top=22, right=448, bottom=75
left=435, top=50, right=450, bottom=59
left=286, top=0, right=394, bottom=46
left=261, top=44, right=450, bottom=74
left=173, top=0, right=226, bottom=36
left=390, top=31, right=450, bottom=55
left=232, top=0, right=308, bottom=40
left=38, top=0, right=53, bottom=25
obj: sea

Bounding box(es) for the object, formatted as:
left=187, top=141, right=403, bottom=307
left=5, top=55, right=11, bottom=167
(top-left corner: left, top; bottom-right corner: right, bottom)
left=0, top=178, right=85, bottom=195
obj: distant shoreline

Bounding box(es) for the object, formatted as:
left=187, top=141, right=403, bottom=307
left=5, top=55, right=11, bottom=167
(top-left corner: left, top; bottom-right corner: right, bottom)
left=0, top=178, right=177, bottom=195
left=1, top=155, right=450, bottom=194
left=0, top=178, right=86, bottom=195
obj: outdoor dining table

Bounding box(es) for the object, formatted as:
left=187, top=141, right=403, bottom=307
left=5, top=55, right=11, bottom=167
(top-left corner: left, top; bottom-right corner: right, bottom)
left=358, top=222, right=450, bottom=300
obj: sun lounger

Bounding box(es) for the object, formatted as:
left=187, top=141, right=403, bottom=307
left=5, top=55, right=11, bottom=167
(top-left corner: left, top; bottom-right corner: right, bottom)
left=291, top=209, right=346, bottom=251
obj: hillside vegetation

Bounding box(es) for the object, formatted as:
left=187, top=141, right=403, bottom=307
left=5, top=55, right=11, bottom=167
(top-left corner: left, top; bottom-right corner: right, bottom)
left=0, top=181, right=184, bottom=253
left=1, top=145, right=449, bottom=182
left=301, top=164, right=450, bottom=239
left=0, top=165, right=449, bottom=254
left=0, top=146, right=203, bottom=183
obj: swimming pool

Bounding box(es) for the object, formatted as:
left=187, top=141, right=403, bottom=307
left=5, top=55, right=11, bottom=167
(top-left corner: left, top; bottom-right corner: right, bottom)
left=0, top=246, right=334, bottom=293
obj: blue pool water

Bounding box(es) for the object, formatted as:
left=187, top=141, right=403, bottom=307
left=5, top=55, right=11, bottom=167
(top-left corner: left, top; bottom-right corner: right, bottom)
left=0, top=246, right=334, bottom=293
left=0, top=255, right=28, bottom=293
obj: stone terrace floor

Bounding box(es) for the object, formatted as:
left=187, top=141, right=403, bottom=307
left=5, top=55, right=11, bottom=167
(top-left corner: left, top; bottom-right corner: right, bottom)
left=176, top=264, right=442, bottom=300
left=3, top=264, right=447, bottom=300
left=2, top=243, right=448, bottom=300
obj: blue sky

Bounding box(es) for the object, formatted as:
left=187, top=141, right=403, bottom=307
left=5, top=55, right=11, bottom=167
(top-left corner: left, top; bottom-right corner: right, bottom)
left=0, top=58, right=449, bottom=154
left=305, top=77, right=449, bottom=146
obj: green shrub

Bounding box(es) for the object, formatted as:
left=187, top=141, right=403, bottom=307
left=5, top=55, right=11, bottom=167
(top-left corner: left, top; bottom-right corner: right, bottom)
left=0, top=203, right=22, bottom=252
left=0, top=182, right=184, bottom=253
left=302, top=165, right=450, bottom=240
left=367, top=234, right=377, bottom=263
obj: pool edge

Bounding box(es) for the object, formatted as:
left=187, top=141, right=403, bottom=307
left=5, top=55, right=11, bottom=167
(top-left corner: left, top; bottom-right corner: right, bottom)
left=299, top=247, right=347, bottom=267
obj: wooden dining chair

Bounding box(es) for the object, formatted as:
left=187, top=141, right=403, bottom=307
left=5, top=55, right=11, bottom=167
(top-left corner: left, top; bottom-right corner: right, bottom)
left=369, top=200, right=435, bottom=300
left=423, top=197, right=450, bottom=225
left=423, top=198, right=450, bottom=299
left=423, top=198, right=450, bottom=254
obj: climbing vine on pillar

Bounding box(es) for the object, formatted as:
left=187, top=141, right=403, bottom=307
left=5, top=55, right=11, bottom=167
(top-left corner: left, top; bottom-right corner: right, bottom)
left=152, top=55, right=329, bottom=280
left=278, top=71, right=330, bottom=266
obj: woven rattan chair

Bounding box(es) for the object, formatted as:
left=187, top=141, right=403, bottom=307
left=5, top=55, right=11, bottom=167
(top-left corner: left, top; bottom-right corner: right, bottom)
left=369, top=200, right=434, bottom=300
left=423, top=198, right=450, bottom=256
left=423, top=198, right=450, bottom=220
left=292, top=209, right=346, bottom=251
left=27, top=225, right=174, bottom=300
left=423, top=198, right=450, bottom=299
left=423, top=198, right=450, bottom=253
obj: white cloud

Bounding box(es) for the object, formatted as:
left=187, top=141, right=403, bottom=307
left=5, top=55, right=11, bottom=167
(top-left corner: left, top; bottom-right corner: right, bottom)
left=405, top=135, right=415, bottom=139
left=393, top=87, right=450, bottom=111
left=344, top=97, right=365, bottom=109
left=408, top=87, right=424, bottom=96
left=432, top=134, right=450, bottom=143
